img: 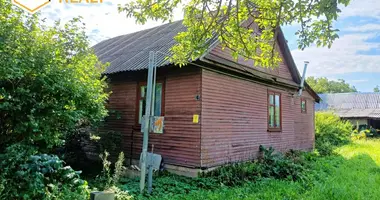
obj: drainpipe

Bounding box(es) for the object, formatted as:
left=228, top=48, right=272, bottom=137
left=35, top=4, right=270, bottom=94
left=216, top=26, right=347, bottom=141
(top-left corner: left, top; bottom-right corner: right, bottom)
left=298, top=61, right=309, bottom=96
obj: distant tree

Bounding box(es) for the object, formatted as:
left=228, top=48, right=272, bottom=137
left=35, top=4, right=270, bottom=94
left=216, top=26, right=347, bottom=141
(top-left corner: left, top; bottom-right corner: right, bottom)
left=374, top=86, right=380, bottom=92
left=306, top=77, right=357, bottom=94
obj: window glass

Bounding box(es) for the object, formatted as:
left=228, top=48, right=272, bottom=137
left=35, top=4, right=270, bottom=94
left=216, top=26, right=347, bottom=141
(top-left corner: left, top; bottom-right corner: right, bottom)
left=138, top=83, right=163, bottom=124
left=268, top=92, right=281, bottom=130
left=269, top=106, right=274, bottom=127
left=275, top=95, right=280, bottom=127
left=154, top=83, right=162, bottom=116
left=138, top=99, right=145, bottom=124
left=141, top=86, right=146, bottom=98
left=301, top=99, right=306, bottom=113
left=269, top=94, right=274, bottom=105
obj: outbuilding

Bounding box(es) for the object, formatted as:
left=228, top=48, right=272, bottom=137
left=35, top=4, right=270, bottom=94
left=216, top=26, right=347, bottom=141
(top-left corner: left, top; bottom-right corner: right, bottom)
left=316, top=93, right=380, bottom=130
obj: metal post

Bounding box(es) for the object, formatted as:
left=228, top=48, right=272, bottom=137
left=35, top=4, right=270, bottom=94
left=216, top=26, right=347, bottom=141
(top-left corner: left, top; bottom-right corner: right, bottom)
left=140, top=51, right=155, bottom=193
left=298, top=61, right=309, bottom=96
left=151, top=52, right=157, bottom=116
left=147, top=144, right=154, bottom=194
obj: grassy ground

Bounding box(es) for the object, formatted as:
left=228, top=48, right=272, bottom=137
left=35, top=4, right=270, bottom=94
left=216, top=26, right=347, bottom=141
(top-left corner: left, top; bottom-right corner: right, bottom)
left=123, top=139, right=380, bottom=200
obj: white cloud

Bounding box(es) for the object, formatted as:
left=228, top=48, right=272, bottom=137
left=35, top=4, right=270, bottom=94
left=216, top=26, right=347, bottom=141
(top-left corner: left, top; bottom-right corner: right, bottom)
left=350, top=79, right=369, bottom=83
left=40, top=0, right=183, bottom=45
left=292, top=33, right=380, bottom=77
left=339, top=0, right=380, bottom=19
left=345, top=24, right=380, bottom=32
left=291, top=0, right=380, bottom=78
left=38, top=0, right=380, bottom=80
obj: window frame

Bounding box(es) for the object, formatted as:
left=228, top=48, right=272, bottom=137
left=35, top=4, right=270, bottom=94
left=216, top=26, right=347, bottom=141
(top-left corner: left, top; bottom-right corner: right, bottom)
left=301, top=98, right=307, bottom=113
left=267, top=90, right=282, bottom=132
left=135, top=80, right=165, bottom=126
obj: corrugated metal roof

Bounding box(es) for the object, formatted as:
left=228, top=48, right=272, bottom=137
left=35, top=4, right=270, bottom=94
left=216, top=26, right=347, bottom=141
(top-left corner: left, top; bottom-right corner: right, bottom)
left=333, top=109, right=380, bottom=118
left=316, top=93, right=380, bottom=118
left=93, top=20, right=186, bottom=74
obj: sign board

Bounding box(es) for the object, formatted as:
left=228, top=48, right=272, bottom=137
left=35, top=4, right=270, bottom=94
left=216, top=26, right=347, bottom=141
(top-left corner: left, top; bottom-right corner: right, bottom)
left=150, top=116, right=164, bottom=134
left=193, top=114, right=199, bottom=123
left=139, top=152, right=162, bottom=172
left=140, top=116, right=164, bottom=134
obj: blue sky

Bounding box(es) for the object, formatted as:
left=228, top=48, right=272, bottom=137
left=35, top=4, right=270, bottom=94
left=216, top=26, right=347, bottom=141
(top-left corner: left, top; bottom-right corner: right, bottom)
left=41, top=0, right=380, bottom=92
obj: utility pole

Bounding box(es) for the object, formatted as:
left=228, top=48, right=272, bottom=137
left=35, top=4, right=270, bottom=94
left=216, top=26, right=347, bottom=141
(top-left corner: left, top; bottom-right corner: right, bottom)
left=140, top=51, right=155, bottom=193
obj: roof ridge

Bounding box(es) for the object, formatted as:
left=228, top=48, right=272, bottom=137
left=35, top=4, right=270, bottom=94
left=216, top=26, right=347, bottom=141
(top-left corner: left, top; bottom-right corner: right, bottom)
left=93, top=20, right=184, bottom=48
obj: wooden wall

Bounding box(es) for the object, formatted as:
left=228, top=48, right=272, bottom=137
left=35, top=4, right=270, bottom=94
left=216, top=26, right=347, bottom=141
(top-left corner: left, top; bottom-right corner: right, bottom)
left=200, top=69, right=315, bottom=168
left=103, top=67, right=202, bottom=168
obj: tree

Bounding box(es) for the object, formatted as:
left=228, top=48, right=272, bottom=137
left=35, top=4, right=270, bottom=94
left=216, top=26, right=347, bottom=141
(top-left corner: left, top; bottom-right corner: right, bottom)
left=306, top=77, right=357, bottom=94
left=119, top=0, right=351, bottom=67
left=0, top=1, right=109, bottom=151
left=374, top=86, right=379, bottom=92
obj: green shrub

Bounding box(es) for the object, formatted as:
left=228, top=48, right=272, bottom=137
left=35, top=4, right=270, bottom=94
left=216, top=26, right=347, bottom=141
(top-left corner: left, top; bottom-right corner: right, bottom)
left=106, top=186, right=133, bottom=200
left=0, top=0, right=108, bottom=152
left=0, top=144, right=89, bottom=200
left=351, top=129, right=367, bottom=140
left=201, top=146, right=309, bottom=186
left=315, top=112, right=353, bottom=155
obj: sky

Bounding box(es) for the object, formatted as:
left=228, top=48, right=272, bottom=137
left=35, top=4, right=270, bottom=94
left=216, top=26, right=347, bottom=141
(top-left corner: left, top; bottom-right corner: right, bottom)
left=40, top=0, right=380, bottom=92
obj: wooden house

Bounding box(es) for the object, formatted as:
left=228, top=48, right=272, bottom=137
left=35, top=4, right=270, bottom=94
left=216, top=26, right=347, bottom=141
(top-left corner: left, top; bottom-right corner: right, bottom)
left=93, top=20, right=320, bottom=176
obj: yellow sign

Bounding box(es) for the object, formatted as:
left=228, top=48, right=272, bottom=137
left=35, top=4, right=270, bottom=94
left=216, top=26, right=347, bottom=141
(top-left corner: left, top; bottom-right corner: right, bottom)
left=193, top=114, right=199, bottom=123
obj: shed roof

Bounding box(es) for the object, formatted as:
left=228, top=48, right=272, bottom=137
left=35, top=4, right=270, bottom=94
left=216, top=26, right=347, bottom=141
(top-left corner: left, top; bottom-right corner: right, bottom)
left=316, top=93, right=380, bottom=118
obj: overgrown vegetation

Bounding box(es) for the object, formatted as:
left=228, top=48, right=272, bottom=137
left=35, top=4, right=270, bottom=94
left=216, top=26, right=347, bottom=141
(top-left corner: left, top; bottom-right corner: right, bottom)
left=92, top=151, right=133, bottom=200
left=315, top=112, right=353, bottom=155
left=0, top=144, right=89, bottom=199
left=107, top=113, right=372, bottom=200
left=0, top=1, right=108, bottom=199
left=201, top=146, right=311, bottom=186
left=112, top=140, right=380, bottom=200
left=113, top=146, right=318, bottom=199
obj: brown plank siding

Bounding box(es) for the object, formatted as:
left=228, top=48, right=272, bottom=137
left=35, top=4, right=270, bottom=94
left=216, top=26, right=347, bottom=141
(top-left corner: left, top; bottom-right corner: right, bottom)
left=103, top=67, right=202, bottom=168
left=208, top=44, right=293, bottom=81
left=200, top=69, right=314, bottom=168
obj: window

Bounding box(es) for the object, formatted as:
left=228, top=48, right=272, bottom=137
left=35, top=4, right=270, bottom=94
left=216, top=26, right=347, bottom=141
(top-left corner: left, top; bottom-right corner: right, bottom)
left=137, top=82, right=164, bottom=124
left=268, top=91, right=281, bottom=131
left=301, top=98, right=307, bottom=113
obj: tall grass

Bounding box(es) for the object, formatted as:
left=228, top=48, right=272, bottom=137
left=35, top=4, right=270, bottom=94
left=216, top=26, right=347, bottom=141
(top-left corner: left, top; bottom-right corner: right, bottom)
left=126, top=139, right=380, bottom=200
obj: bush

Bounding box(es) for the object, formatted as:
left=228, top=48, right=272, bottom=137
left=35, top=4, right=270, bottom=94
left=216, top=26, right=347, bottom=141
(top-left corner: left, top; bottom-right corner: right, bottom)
left=201, top=146, right=310, bottom=186
left=315, top=112, right=353, bottom=155
left=0, top=144, right=89, bottom=200
left=351, top=129, right=367, bottom=140
left=0, top=0, right=108, bottom=152
left=106, top=186, right=133, bottom=200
